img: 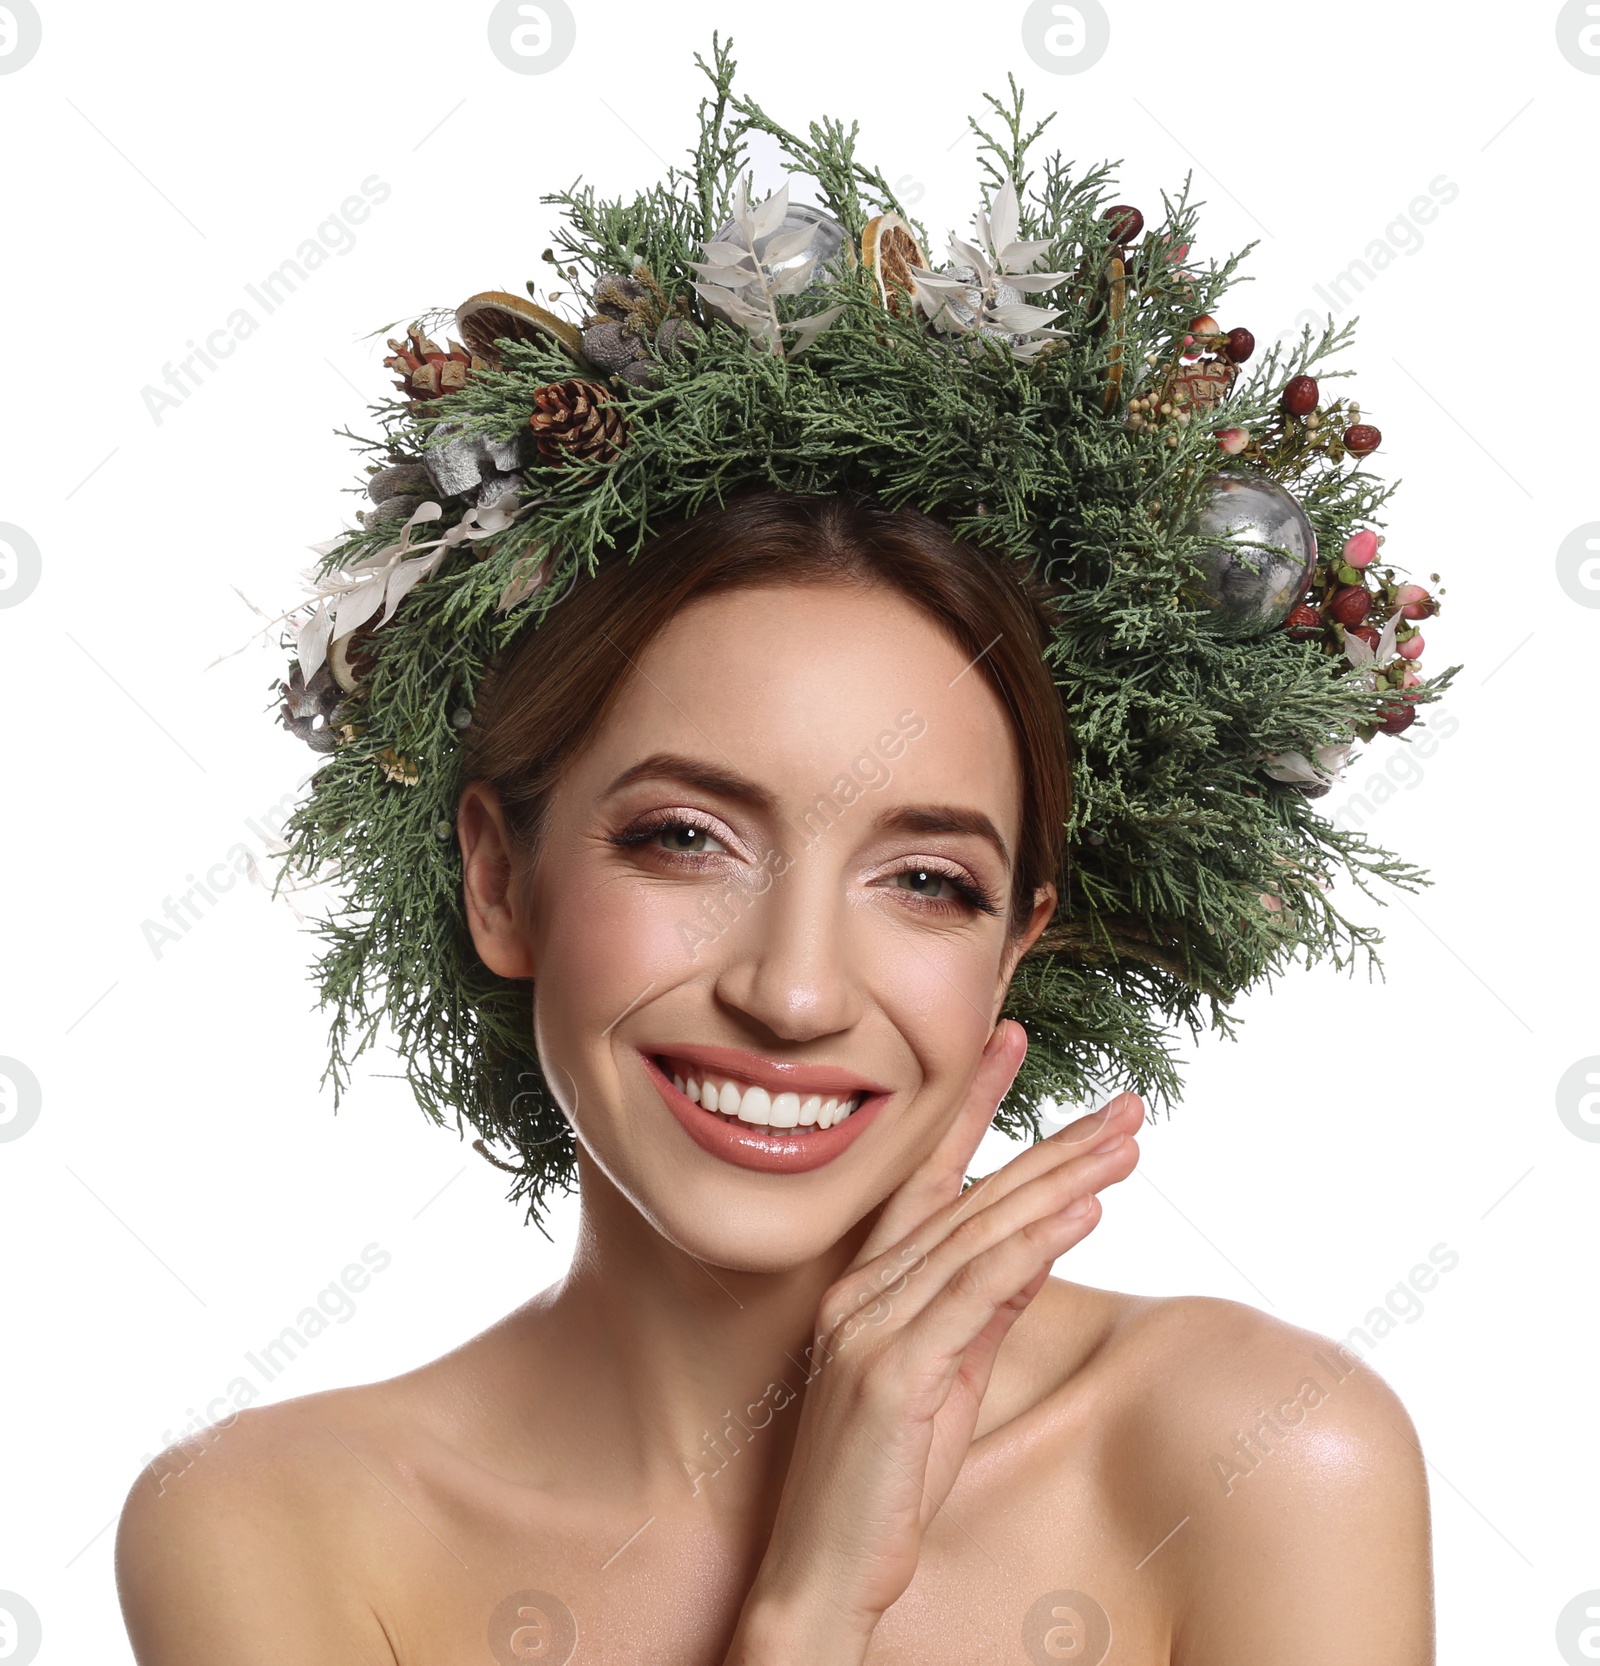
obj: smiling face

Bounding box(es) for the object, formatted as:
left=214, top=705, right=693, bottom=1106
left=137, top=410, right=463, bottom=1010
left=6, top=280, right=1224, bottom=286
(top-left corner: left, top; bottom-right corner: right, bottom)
left=460, top=578, right=1056, bottom=1271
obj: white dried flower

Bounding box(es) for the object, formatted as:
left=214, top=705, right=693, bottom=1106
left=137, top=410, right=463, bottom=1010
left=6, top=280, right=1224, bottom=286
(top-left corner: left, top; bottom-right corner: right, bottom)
left=689, top=176, right=845, bottom=359
left=906, top=176, right=1073, bottom=358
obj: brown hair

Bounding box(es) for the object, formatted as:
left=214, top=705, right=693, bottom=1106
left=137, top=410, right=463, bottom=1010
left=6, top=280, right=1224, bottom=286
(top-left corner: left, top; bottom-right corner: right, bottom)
left=464, top=492, right=1069, bottom=938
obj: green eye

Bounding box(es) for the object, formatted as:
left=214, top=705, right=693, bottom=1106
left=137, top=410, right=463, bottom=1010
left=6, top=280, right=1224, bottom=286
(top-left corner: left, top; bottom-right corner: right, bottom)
left=657, top=821, right=724, bottom=853
left=896, top=867, right=955, bottom=898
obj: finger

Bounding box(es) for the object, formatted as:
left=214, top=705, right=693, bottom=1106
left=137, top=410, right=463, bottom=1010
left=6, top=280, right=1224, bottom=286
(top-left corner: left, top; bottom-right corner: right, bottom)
left=827, top=1132, right=1138, bottom=1334
left=890, top=1197, right=1108, bottom=1372
left=947, top=1089, right=1144, bottom=1227
left=845, top=1091, right=1142, bottom=1303
left=852, top=1020, right=1028, bottom=1266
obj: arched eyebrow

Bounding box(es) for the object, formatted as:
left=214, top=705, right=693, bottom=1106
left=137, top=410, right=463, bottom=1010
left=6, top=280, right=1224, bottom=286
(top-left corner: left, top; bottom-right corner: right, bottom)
left=603, top=752, right=1012, bottom=873
left=874, top=805, right=1012, bottom=874
left=602, top=752, right=781, bottom=814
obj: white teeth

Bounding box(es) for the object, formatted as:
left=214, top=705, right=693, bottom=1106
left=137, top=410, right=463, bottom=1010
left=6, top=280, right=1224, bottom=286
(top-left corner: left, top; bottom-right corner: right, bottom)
left=665, top=1058, right=862, bottom=1133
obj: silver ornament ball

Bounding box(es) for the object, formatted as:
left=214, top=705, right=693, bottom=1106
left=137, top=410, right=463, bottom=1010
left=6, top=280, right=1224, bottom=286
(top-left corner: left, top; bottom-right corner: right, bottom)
left=1185, top=474, right=1318, bottom=637
left=711, top=201, right=847, bottom=290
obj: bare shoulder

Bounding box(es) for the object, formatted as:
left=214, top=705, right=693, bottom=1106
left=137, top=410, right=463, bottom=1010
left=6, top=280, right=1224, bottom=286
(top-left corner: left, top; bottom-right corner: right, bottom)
left=1084, top=1288, right=1437, bottom=1663
left=116, top=1382, right=405, bottom=1666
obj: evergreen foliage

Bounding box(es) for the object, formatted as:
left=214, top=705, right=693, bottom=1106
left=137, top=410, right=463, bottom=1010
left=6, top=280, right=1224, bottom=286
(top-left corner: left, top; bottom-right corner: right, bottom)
left=278, top=37, right=1457, bottom=1224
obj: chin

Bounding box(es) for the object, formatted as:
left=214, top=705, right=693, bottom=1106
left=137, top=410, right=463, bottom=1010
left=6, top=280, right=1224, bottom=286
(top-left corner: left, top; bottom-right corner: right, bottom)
left=574, top=1043, right=922, bottom=1273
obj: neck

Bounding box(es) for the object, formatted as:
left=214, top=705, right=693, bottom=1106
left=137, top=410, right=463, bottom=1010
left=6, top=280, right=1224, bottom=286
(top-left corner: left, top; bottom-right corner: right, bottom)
left=527, top=1151, right=868, bottom=1503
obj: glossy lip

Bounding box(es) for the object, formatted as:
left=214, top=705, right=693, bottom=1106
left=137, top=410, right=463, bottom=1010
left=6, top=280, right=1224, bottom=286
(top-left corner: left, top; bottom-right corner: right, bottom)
left=644, top=1040, right=890, bottom=1098
left=638, top=1049, right=889, bottom=1175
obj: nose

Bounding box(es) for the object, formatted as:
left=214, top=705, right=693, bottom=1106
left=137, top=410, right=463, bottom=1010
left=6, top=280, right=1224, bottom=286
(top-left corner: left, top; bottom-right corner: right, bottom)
left=709, top=852, right=863, bottom=1044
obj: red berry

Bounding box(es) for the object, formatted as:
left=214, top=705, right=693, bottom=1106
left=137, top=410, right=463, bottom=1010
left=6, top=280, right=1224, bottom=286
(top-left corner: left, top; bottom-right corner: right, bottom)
left=1101, top=204, right=1144, bottom=243
left=1224, top=326, right=1255, bottom=364
left=1284, top=604, right=1322, bottom=640
left=1343, top=423, right=1382, bottom=456
left=1377, top=696, right=1418, bottom=735
left=1283, top=375, right=1319, bottom=416
left=1189, top=313, right=1220, bottom=336
left=1326, top=585, right=1371, bottom=626
left=1349, top=624, right=1381, bottom=649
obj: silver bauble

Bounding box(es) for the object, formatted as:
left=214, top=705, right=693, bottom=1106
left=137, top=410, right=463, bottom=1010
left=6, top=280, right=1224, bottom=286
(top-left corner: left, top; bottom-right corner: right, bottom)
left=1186, top=474, right=1318, bottom=637
left=711, top=201, right=847, bottom=290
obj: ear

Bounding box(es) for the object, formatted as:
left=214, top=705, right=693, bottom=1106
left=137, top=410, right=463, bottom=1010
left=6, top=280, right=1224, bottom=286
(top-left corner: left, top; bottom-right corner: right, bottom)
left=993, top=881, right=1057, bottom=1022
left=458, top=779, right=537, bottom=981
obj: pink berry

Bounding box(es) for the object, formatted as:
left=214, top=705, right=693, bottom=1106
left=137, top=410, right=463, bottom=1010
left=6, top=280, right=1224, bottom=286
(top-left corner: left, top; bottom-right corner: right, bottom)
left=1401, top=669, right=1422, bottom=687
left=1216, top=427, right=1250, bottom=455
left=1343, top=529, right=1379, bottom=568
left=1398, top=633, right=1425, bottom=659
left=1396, top=583, right=1434, bottom=620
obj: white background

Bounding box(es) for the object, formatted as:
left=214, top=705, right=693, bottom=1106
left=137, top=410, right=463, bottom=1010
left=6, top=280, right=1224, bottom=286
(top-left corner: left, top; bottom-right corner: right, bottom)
left=1, top=1, right=1596, bottom=1660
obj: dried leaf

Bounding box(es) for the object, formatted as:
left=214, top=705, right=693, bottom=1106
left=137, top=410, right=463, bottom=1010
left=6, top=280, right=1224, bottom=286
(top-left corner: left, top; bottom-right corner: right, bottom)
left=761, top=225, right=818, bottom=264
left=784, top=302, right=846, bottom=354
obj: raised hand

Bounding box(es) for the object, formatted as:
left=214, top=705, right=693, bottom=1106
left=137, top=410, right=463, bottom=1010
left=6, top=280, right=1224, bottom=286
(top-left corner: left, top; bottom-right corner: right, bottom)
left=724, top=1020, right=1143, bottom=1664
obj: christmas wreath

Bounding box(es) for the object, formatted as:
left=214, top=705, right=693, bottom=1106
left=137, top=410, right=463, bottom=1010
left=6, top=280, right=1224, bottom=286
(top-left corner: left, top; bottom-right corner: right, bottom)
left=274, top=36, right=1456, bottom=1222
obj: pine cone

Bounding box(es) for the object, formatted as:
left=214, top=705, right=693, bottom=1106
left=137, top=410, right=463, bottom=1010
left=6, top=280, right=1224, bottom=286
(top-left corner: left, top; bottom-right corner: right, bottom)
left=1162, top=356, right=1237, bottom=413
left=581, top=318, right=650, bottom=376
left=528, top=379, right=627, bottom=466
left=279, top=663, right=346, bottom=753
left=383, top=328, right=487, bottom=402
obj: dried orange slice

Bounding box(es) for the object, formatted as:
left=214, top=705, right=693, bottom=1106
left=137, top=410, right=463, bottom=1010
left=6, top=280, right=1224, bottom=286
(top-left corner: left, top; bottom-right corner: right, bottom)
left=455, top=292, right=584, bottom=368
left=861, top=213, right=927, bottom=317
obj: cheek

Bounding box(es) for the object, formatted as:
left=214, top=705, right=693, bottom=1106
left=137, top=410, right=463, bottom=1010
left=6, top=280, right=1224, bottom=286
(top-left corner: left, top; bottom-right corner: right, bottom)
left=853, top=908, right=1001, bottom=1090
left=531, top=865, right=709, bottom=1080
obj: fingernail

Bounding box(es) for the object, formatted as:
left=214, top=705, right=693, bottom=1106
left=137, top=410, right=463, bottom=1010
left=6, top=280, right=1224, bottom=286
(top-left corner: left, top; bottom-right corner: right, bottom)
left=1090, top=1131, right=1125, bottom=1154
left=1061, top=1195, right=1095, bottom=1221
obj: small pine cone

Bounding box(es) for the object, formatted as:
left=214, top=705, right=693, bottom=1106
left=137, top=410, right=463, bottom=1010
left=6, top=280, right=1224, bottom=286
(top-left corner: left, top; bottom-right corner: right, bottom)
left=383, top=329, right=486, bottom=402
left=592, top=272, right=653, bottom=322
left=528, top=379, right=628, bottom=466
left=655, top=316, right=702, bottom=358
left=581, top=318, right=649, bottom=375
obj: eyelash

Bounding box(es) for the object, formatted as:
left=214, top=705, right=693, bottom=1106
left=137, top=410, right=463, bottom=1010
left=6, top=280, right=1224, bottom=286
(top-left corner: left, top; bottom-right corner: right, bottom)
left=610, top=811, right=1001, bottom=919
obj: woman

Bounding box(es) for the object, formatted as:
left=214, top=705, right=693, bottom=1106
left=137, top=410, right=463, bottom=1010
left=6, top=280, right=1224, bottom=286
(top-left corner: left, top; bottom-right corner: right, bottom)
left=117, top=45, right=1446, bottom=1660
left=115, top=496, right=1433, bottom=1663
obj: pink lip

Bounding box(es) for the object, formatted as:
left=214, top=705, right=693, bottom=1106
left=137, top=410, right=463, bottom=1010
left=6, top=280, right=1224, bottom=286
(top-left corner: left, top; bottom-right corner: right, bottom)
left=638, top=1050, right=888, bottom=1175
left=641, top=1041, right=889, bottom=1098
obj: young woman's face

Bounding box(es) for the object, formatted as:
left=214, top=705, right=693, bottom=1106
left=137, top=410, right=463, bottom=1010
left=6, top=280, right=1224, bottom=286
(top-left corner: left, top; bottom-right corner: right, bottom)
left=468, top=580, right=1055, bottom=1271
